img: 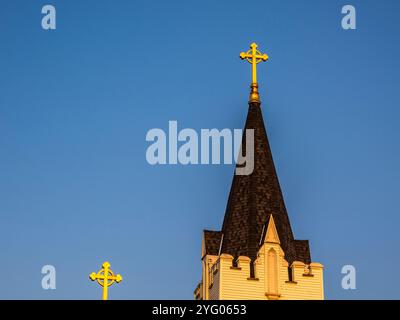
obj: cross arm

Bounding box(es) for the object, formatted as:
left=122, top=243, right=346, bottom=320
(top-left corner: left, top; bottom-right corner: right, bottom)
left=240, top=52, right=251, bottom=60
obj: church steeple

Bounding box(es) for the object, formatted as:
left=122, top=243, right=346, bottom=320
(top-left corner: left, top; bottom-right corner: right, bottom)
left=195, top=43, right=324, bottom=300
left=220, top=42, right=310, bottom=267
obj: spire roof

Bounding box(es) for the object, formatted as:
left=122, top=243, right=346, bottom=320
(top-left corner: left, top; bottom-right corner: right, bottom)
left=204, top=101, right=311, bottom=266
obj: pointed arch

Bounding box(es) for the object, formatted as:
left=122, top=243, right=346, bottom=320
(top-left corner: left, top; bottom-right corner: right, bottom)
left=267, top=248, right=278, bottom=294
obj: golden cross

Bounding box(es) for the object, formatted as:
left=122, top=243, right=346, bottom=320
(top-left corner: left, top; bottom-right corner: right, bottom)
left=240, top=42, right=268, bottom=84
left=240, top=43, right=269, bottom=103
left=89, top=261, right=122, bottom=300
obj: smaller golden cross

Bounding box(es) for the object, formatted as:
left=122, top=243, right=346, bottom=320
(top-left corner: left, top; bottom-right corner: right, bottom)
left=89, top=261, right=122, bottom=300
left=240, top=43, right=269, bottom=103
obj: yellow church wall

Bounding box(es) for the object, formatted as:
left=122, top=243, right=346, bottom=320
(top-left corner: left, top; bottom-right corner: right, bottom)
left=200, top=244, right=324, bottom=300
left=197, top=216, right=324, bottom=300
left=218, top=254, right=265, bottom=300
left=280, top=261, right=324, bottom=300
left=208, top=263, right=220, bottom=300
left=201, top=254, right=219, bottom=300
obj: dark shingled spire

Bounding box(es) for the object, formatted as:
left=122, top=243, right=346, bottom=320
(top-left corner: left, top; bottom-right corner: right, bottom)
left=204, top=101, right=311, bottom=267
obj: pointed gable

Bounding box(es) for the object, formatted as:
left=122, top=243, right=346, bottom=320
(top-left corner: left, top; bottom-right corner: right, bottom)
left=264, top=215, right=280, bottom=244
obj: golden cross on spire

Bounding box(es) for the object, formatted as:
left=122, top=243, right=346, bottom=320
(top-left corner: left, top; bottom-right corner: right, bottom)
left=89, top=261, right=122, bottom=300
left=240, top=42, right=269, bottom=103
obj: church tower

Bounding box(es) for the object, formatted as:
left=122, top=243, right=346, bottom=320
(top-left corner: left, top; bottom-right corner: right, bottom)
left=194, top=43, right=324, bottom=300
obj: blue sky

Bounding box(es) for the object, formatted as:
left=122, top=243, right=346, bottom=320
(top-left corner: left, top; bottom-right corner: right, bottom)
left=0, top=0, right=399, bottom=299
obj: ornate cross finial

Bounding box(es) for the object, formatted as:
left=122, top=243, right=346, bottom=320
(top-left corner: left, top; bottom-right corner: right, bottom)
left=89, top=261, right=122, bottom=300
left=240, top=42, right=269, bottom=103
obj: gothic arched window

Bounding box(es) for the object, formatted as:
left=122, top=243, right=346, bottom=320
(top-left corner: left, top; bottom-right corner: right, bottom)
left=267, top=248, right=278, bottom=294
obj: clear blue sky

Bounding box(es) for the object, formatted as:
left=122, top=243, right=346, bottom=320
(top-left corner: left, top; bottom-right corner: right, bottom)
left=0, top=0, right=399, bottom=299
